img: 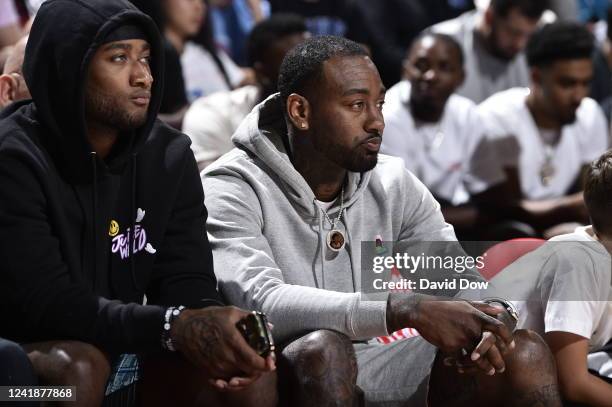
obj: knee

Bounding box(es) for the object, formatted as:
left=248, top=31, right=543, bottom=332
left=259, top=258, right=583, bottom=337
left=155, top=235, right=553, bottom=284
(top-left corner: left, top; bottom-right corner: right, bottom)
left=286, top=330, right=357, bottom=378
left=43, top=341, right=111, bottom=388
left=509, top=330, right=554, bottom=366
left=281, top=330, right=357, bottom=405
left=505, top=330, right=557, bottom=386
left=26, top=341, right=111, bottom=406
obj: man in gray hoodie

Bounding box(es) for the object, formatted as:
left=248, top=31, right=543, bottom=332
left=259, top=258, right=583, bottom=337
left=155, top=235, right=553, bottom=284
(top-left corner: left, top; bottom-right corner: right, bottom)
left=203, top=36, right=561, bottom=406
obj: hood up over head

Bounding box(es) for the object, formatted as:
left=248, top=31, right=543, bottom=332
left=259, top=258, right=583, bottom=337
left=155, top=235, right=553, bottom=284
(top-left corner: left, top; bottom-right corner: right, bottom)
left=23, top=0, right=164, bottom=183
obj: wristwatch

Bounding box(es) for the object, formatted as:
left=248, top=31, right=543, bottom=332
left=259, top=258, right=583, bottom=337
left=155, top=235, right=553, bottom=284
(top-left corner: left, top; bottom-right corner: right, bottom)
left=483, top=297, right=519, bottom=330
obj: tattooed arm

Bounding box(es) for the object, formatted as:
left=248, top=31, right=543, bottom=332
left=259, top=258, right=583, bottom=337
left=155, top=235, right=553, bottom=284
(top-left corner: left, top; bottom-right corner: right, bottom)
left=170, top=306, right=276, bottom=391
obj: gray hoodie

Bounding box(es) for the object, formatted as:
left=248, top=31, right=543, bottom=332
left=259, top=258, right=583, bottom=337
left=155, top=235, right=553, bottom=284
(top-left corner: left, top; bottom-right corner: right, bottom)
left=202, top=94, right=483, bottom=343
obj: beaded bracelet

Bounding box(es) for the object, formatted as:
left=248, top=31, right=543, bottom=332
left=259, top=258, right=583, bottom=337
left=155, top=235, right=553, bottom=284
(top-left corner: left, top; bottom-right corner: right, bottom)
left=161, top=305, right=185, bottom=352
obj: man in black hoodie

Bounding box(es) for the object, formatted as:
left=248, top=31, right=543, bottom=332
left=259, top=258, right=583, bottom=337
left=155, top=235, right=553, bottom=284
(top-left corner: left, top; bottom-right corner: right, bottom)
left=0, top=0, right=276, bottom=406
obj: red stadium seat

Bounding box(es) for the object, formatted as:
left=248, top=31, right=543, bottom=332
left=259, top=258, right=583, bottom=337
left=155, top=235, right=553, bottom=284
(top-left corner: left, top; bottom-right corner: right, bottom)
left=478, top=238, right=545, bottom=281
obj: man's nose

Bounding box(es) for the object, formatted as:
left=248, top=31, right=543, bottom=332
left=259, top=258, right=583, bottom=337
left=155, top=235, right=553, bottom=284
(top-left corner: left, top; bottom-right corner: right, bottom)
left=512, top=33, right=529, bottom=54
left=366, top=105, right=385, bottom=134
left=423, top=68, right=437, bottom=82
left=131, top=62, right=153, bottom=88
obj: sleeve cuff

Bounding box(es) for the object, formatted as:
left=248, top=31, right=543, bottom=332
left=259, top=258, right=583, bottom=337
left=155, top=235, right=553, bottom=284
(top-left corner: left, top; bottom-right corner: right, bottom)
left=132, top=305, right=167, bottom=351
left=544, top=316, right=592, bottom=339
left=350, top=294, right=389, bottom=339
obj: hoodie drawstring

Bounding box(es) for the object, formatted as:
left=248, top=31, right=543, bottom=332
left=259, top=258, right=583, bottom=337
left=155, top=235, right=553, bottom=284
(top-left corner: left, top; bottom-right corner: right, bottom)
left=343, top=214, right=357, bottom=293
left=315, top=200, right=325, bottom=289
left=90, top=153, right=98, bottom=291
left=130, top=154, right=142, bottom=292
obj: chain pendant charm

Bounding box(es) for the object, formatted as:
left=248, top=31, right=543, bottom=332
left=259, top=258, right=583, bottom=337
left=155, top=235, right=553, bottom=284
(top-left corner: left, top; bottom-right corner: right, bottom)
left=326, top=229, right=346, bottom=252
left=540, top=161, right=556, bottom=186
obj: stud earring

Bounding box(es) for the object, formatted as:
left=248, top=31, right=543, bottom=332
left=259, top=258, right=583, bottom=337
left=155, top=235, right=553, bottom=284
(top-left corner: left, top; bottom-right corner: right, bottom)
left=301, top=123, right=306, bottom=129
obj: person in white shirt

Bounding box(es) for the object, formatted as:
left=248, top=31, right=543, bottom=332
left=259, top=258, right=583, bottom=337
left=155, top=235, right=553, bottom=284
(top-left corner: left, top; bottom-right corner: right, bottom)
left=158, top=0, right=248, bottom=101
left=183, top=13, right=308, bottom=170
left=492, top=150, right=612, bottom=406
left=430, top=0, right=547, bottom=104
left=479, top=21, right=609, bottom=237
left=382, top=32, right=508, bottom=239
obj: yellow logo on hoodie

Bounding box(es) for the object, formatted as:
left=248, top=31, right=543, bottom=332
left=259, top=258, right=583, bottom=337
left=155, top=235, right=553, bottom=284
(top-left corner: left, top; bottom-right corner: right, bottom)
left=109, top=220, right=119, bottom=237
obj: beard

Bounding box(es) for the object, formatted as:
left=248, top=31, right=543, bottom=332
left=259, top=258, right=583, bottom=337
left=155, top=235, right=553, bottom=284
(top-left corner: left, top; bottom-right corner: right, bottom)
left=344, top=148, right=378, bottom=172
left=309, top=120, right=380, bottom=173
left=558, top=111, right=577, bottom=126
left=326, top=139, right=379, bottom=173
left=85, top=86, right=148, bottom=131
left=487, top=27, right=518, bottom=61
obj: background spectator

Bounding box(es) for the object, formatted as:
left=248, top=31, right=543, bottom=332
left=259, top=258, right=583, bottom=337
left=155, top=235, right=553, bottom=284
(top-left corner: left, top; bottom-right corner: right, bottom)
left=381, top=33, right=509, bottom=240
left=430, top=0, right=548, bottom=103
left=344, top=0, right=476, bottom=88
left=183, top=13, right=308, bottom=170
left=479, top=22, right=608, bottom=237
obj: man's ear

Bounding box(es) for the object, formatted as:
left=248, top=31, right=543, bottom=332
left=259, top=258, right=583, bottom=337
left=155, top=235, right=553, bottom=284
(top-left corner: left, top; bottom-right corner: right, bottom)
left=286, top=93, right=311, bottom=131
left=530, top=67, right=542, bottom=86
left=0, top=73, right=17, bottom=109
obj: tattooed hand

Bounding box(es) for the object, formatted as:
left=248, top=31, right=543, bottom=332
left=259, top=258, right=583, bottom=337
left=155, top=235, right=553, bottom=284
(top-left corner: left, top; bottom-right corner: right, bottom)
left=170, top=306, right=276, bottom=391
left=387, top=293, right=514, bottom=375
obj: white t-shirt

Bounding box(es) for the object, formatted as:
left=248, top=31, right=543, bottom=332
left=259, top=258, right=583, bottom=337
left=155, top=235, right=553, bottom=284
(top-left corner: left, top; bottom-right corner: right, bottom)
left=492, top=226, right=612, bottom=352
left=430, top=10, right=530, bottom=104
left=478, top=88, right=609, bottom=200
left=182, top=85, right=260, bottom=171
left=381, top=80, right=505, bottom=205
left=180, top=41, right=245, bottom=102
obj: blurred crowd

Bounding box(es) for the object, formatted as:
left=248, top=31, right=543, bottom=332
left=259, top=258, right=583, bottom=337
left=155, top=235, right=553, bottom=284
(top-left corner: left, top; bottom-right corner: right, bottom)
left=0, top=0, right=611, bottom=241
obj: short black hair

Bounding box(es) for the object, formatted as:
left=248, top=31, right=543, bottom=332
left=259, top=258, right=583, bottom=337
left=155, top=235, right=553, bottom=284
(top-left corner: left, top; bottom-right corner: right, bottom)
left=246, top=13, right=307, bottom=67
left=278, top=35, right=368, bottom=109
left=490, top=0, right=548, bottom=19
left=526, top=21, right=594, bottom=67
left=408, top=32, right=465, bottom=67
left=584, top=150, right=612, bottom=235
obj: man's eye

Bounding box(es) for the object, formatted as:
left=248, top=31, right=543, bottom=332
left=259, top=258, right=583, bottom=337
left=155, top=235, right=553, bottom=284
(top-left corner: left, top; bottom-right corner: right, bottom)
left=140, top=55, right=151, bottom=64
left=376, top=100, right=385, bottom=110
left=351, top=101, right=365, bottom=110
left=415, top=61, right=428, bottom=72
left=111, top=54, right=127, bottom=62
left=439, top=62, right=451, bottom=72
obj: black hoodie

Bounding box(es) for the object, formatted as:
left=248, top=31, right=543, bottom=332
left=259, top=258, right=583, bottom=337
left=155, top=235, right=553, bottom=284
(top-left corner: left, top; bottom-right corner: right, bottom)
left=0, top=0, right=222, bottom=354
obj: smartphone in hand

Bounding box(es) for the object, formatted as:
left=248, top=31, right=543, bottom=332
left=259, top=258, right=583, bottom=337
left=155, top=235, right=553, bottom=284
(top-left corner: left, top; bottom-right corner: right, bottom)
left=236, top=311, right=275, bottom=356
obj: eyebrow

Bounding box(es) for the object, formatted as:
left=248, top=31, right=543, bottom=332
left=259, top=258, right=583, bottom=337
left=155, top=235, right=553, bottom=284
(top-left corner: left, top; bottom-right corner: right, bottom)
left=342, top=86, right=386, bottom=97
left=101, top=42, right=151, bottom=52
left=102, top=43, right=131, bottom=52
